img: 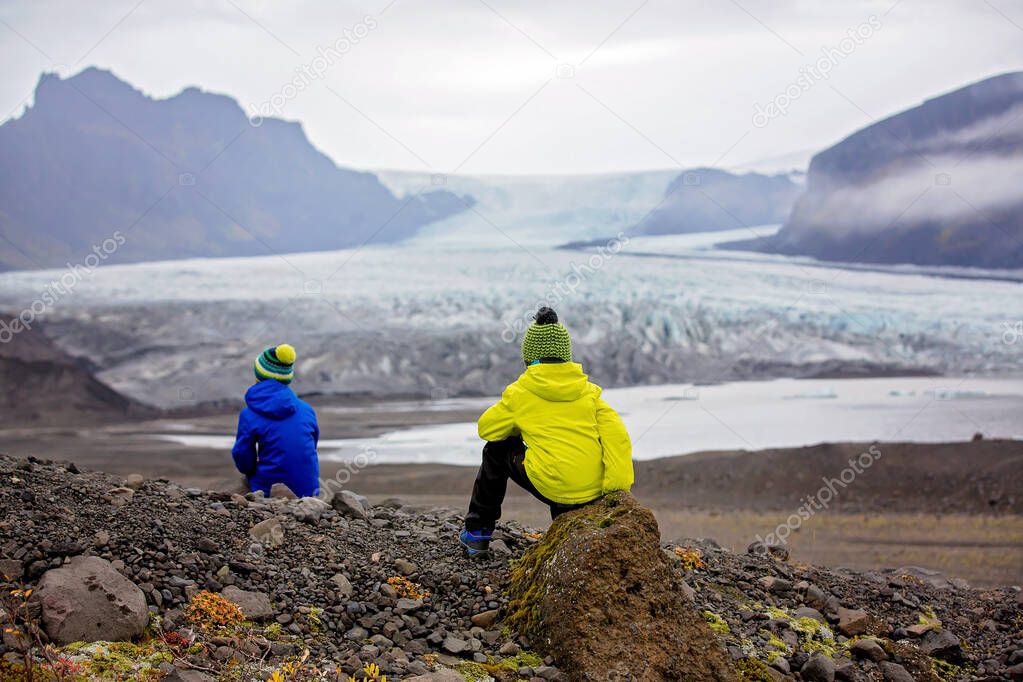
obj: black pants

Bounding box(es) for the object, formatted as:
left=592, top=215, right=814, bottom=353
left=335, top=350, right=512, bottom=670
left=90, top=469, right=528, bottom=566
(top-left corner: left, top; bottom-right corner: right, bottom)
left=465, top=436, right=590, bottom=532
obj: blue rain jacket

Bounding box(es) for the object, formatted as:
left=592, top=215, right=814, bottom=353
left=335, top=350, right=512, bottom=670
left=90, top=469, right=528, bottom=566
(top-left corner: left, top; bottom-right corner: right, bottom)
left=232, top=380, right=320, bottom=497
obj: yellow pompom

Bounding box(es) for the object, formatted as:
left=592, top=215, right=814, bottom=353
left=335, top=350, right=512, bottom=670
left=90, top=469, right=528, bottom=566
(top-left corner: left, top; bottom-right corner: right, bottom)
left=274, top=343, right=296, bottom=365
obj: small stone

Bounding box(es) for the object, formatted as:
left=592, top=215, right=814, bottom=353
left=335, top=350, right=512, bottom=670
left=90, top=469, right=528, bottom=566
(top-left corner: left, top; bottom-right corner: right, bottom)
left=395, top=598, right=423, bottom=614
left=270, top=483, right=297, bottom=499
left=442, top=636, right=468, bottom=654
left=880, top=662, right=915, bottom=682
left=380, top=583, right=398, bottom=599
left=270, top=642, right=296, bottom=656
left=213, top=645, right=235, bottom=661
left=104, top=487, right=134, bottom=507
left=124, top=474, right=145, bottom=490
left=196, top=538, right=218, bottom=554
left=293, top=497, right=330, bottom=524
left=801, top=653, right=836, bottom=682
left=905, top=622, right=933, bottom=637
left=0, top=559, right=23, bottom=579
left=489, top=538, right=511, bottom=555
left=394, top=558, right=417, bottom=575
left=759, top=576, right=793, bottom=593
left=249, top=517, right=285, bottom=548
left=221, top=586, right=273, bottom=622
left=920, top=628, right=962, bottom=661
left=470, top=609, right=499, bottom=628
left=836, top=607, right=870, bottom=636
left=330, top=573, right=353, bottom=597
left=499, top=642, right=521, bottom=656
left=835, top=663, right=866, bottom=682
left=849, top=638, right=886, bottom=662
left=331, top=490, right=369, bottom=520
left=803, top=584, right=829, bottom=610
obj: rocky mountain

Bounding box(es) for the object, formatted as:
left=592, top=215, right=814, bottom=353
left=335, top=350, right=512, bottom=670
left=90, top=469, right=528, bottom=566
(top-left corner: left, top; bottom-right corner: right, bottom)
left=738, top=72, right=1023, bottom=268
left=629, top=168, right=802, bottom=236
left=0, top=68, right=469, bottom=271
left=1, top=454, right=1021, bottom=680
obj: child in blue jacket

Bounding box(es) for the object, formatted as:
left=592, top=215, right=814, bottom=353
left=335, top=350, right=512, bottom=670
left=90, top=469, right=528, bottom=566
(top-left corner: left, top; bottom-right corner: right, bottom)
left=232, top=344, right=321, bottom=498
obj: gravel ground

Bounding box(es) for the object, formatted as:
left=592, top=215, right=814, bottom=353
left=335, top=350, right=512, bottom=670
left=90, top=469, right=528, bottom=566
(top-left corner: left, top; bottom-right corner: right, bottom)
left=1, top=454, right=1022, bottom=681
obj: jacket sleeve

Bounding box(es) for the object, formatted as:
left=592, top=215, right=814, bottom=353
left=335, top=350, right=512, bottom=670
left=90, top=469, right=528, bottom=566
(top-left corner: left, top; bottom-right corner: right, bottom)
left=477, top=389, right=518, bottom=442
left=231, top=410, right=259, bottom=476
left=596, top=397, right=634, bottom=493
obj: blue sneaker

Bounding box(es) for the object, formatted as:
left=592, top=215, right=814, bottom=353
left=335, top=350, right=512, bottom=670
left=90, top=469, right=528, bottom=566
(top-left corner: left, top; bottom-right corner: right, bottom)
left=459, top=529, right=492, bottom=557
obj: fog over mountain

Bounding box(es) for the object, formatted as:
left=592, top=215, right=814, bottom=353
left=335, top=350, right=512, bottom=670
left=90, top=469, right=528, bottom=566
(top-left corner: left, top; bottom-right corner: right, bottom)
left=629, top=168, right=802, bottom=237
left=0, top=68, right=469, bottom=271
left=739, top=72, right=1023, bottom=268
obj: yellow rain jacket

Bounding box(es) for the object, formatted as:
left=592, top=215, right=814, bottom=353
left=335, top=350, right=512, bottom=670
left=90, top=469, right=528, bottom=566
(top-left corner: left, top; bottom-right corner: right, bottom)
left=477, top=362, right=634, bottom=505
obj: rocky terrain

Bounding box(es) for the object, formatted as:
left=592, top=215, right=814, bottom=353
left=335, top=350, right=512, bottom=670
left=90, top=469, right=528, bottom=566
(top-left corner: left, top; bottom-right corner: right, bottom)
left=1, top=453, right=1022, bottom=681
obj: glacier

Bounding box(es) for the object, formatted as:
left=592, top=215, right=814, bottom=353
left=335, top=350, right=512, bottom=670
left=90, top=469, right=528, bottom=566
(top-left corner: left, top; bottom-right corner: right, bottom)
left=0, top=228, right=1021, bottom=409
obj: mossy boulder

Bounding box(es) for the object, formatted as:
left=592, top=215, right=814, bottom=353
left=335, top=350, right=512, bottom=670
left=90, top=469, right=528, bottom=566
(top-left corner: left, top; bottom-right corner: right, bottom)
left=505, top=492, right=735, bottom=681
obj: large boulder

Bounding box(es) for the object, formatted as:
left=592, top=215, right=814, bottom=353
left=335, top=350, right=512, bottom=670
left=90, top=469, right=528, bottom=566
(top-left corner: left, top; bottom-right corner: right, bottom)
left=34, top=556, right=148, bottom=644
left=505, top=492, right=735, bottom=681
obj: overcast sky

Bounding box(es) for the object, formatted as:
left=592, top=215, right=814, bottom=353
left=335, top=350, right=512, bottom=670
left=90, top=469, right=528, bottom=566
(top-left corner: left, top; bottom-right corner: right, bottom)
left=1, top=0, right=1021, bottom=175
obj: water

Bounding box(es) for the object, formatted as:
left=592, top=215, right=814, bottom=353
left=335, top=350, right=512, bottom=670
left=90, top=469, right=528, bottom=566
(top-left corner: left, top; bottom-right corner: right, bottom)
left=153, top=376, right=1023, bottom=466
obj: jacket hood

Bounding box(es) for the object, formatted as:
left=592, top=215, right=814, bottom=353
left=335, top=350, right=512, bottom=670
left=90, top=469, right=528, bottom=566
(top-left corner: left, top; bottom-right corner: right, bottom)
left=518, top=362, right=590, bottom=402
left=245, top=380, right=298, bottom=420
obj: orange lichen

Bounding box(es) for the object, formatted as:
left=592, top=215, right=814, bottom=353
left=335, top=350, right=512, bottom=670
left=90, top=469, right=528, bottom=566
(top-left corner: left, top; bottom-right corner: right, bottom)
left=387, top=576, right=430, bottom=600
left=184, top=590, right=245, bottom=632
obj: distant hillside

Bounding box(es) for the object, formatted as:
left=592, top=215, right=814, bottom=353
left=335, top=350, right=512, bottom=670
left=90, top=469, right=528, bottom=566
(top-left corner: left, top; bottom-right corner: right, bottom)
left=0, top=315, right=153, bottom=424
left=0, top=68, right=469, bottom=270
left=629, top=168, right=801, bottom=236
left=737, top=72, right=1023, bottom=268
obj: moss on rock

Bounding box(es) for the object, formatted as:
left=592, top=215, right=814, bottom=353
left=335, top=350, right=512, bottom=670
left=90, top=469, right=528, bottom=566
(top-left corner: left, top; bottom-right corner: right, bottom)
left=734, top=658, right=774, bottom=682
left=504, top=492, right=736, bottom=681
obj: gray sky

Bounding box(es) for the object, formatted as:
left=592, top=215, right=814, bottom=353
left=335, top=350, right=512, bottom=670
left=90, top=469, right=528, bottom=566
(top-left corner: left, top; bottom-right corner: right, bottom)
left=1, top=0, right=1021, bottom=175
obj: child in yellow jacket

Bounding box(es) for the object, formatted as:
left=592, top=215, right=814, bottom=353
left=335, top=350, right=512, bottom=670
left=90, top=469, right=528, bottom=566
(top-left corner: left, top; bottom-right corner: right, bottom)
left=460, top=307, right=634, bottom=556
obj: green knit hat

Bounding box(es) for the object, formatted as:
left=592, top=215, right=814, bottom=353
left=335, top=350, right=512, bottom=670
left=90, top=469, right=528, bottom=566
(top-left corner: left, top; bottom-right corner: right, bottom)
left=521, top=307, right=572, bottom=366
left=254, top=344, right=296, bottom=384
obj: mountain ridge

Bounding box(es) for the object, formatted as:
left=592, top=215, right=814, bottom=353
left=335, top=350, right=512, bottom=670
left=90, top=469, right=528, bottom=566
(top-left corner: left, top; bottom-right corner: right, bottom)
left=736, top=72, right=1023, bottom=268
left=0, top=68, right=469, bottom=271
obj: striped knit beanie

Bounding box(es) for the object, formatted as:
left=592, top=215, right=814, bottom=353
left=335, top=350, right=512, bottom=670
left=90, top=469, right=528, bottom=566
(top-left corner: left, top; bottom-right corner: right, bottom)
left=521, top=307, right=572, bottom=366
left=254, top=344, right=296, bottom=384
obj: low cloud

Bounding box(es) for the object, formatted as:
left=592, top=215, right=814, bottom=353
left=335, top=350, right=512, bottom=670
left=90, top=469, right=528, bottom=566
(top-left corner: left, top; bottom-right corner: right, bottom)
left=812, top=153, right=1022, bottom=234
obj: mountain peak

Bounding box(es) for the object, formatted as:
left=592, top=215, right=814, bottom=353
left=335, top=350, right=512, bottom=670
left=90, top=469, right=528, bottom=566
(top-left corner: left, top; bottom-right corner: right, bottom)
left=0, top=69, right=468, bottom=270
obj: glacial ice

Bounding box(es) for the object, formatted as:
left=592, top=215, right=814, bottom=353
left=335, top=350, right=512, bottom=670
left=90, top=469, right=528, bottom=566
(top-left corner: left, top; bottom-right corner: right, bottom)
left=0, top=233, right=1021, bottom=409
